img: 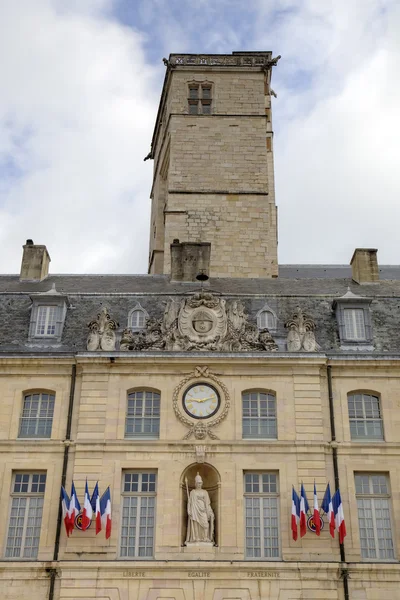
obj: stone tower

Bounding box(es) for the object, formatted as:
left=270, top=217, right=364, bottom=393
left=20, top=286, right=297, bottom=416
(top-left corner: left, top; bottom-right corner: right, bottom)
left=148, top=51, right=280, bottom=279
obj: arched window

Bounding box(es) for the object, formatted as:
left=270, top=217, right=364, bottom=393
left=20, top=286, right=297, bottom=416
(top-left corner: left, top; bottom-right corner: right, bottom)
left=256, top=303, right=277, bottom=331
left=125, top=390, right=160, bottom=439
left=18, top=391, right=55, bottom=438
left=348, top=392, right=383, bottom=440
left=127, top=303, right=148, bottom=331
left=242, top=390, right=277, bottom=439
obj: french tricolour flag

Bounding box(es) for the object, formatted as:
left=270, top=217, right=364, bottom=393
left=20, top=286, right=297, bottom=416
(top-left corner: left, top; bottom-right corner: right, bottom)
left=61, top=487, right=71, bottom=537
left=69, top=481, right=81, bottom=534
left=332, top=489, right=347, bottom=543
left=291, top=487, right=300, bottom=541
left=91, top=482, right=102, bottom=535
left=299, top=483, right=309, bottom=538
left=81, top=479, right=93, bottom=531
left=100, top=487, right=112, bottom=539
left=313, top=482, right=321, bottom=536
left=321, top=483, right=335, bottom=538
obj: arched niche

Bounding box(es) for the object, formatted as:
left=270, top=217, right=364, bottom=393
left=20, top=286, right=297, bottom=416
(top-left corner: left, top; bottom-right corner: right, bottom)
left=180, top=463, right=221, bottom=547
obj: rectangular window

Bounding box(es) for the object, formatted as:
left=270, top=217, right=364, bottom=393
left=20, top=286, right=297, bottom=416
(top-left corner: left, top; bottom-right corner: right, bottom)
left=355, top=473, right=394, bottom=560
left=125, top=391, right=160, bottom=438
left=35, top=306, right=57, bottom=337
left=242, top=392, right=277, bottom=439
left=5, top=473, right=46, bottom=559
left=188, top=84, right=212, bottom=115
left=120, top=472, right=156, bottom=558
left=19, top=392, right=55, bottom=438
left=344, top=308, right=366, bottom=340
left=244, top=472, right=279, bottom=559
left=348, top=393, right=383, bottom=440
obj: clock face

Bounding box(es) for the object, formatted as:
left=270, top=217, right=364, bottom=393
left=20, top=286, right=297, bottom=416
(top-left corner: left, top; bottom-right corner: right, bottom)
left=183, top=383, right=220, bottom=419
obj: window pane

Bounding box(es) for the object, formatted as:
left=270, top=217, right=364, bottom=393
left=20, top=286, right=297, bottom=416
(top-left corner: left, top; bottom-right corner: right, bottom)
left=355, top=474, right=394, bottom=560
left=126, top=391, right=160, bottom=438
left=242, top=392, right=277, bottom=439
left=201, top=86, right=211, bottom=99
left=120, top=473, right=156, bottom=558
left=244, top=473, right=279, bottom=559
left=19, top=393, right=55, bottom=439
left=348, top=394, right=383, bottom=441
left=188, top=102, right=198, bottom=115
left=344, top=309, right=366, bottom=340
left=6, top=474, right=45, bottom=559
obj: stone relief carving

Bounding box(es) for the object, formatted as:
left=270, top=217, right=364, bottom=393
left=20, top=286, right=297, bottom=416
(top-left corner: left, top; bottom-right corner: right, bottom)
left=120, top=291, right=277, bottom=353
left=87, top=307, right=119, bottom=351
left=195, top=445, right=206, bottom=463
left=173, top=367, right=230, bottom=440
left=285, top=307, right=318, bottom=352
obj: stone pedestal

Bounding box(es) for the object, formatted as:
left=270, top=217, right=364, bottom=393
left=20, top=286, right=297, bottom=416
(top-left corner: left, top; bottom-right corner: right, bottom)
left=182, top=542, right=216, bottom=559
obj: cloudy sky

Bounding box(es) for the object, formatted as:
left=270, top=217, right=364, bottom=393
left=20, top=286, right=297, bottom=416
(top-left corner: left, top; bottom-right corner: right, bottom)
left=0, top=0, right=399, bottom=274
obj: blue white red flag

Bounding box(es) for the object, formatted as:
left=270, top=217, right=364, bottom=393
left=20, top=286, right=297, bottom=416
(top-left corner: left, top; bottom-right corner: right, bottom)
left=81, top=479, right=93, bottom=531
left=332, top=489, right=346, bottom=543
left=91, top=482, right=101, bottom=534
left=291, top=487, right=300, bottom=541
left=313, top=482, right=321, bottom=536
left=300, top=483, right=309, bottom=537
left=69, top=481, right=81, bottom=533
left=321, top=483, right=335, bottom=538
left=61, top=487, right=71, bottom=537
left=100, top=487, right=112, bottom=539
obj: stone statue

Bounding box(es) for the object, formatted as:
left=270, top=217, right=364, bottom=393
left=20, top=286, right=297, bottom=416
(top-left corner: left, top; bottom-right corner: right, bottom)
left=285, top=307, right=318, bottom=352
left=185, top=473, right=214, bottom=544
left=87, top=307, right=119, bottom=351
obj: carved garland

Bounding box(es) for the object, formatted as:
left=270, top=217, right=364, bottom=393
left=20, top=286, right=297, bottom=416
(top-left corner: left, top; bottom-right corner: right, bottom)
left=172, top=366, right=230, bottom=440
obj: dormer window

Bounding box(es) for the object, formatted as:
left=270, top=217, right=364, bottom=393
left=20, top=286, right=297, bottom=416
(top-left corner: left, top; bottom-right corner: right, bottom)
left=257, top=303, right=277, bottom=331
left=188, top=83, right=212, bottom=115
left=127, top=303, right=148, bottom=332
left=333, top=289, right=373, bottom=348
left=28, top=286, right=68, bottom=343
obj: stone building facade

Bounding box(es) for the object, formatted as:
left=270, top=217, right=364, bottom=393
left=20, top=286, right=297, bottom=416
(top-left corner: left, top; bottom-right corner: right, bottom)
left=0, top=52, right=400, bottom=600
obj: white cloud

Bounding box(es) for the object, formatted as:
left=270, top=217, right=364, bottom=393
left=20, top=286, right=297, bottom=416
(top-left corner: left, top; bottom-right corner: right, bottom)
left=0, top=0, right=160, bottom=274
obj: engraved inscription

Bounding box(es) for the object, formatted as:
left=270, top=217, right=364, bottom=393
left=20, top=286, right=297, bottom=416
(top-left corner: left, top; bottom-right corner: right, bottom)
left=188, top=571, right=211, bottom=577
left=123, top=571, right=145, bottom=577
left=247, top=571, right=279, bottom=578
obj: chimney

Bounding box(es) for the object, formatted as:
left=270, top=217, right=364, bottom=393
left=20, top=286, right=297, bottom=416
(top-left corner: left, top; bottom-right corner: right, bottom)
left=170, top=240, right=211, bottom=281
left=20, top=240, right=51, bottom=282
left=350, top=248, right=379, bottom=284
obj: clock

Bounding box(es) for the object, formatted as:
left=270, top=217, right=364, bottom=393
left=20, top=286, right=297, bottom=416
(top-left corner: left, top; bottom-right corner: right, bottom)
left=183, top=383, right=220, bottom=419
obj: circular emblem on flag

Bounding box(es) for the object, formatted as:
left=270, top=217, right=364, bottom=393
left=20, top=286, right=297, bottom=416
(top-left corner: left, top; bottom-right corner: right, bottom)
left=74, top=512, right=92, bottom=530
left=307, top=514, right=325, bottom=533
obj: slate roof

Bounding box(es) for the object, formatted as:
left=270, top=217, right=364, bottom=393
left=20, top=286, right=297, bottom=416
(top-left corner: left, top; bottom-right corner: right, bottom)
left=1, top=267, right=400, bottom=355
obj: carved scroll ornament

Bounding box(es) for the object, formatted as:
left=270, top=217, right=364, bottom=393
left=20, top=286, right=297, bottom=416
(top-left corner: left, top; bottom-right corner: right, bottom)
left=87, top=307, right=119, bottom=351
left=285, top=307, right=318, bottom=352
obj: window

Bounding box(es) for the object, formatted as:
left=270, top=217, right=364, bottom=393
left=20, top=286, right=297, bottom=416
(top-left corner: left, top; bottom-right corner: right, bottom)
left=5, top=473, right=46, bottom=559
left=333, top=291, right=373, bottom=347
left=258, top=310, right=276, bottom=330
left=127, top=304, right=148, bottom=331
left=120, top=472, right=156, bottom=558
left=19, top=392, right=55, bottom=438
left=244, top=472, right=279, bottom=559
left=125, top=390, right=160, bottom=438
left=188, top=83, right=212, bottom=115
left=344, top=308, right=366, bottom=340
left=355, top=474, right=394, bottom=560
left=348, top=392, right=383, bottom=440
left=242, top=391, right=277, bottom=439
left=28, top=295, right=68, bottom=342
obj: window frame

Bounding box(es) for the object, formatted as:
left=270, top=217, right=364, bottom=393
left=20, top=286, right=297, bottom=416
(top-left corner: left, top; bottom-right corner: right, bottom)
left=187, top=81, right=213, bottom=115
left=243, top=472, right=280, bottom=560
left=5, top=472, right=46, bottom=560
left=127, top=303, right=148, bottom=332
left=347, top=391, right=384, bottom=441
left=125, top=389, right=161, bottom=439
left=333, top=297, right=373, bottom=347
left=18, top=391, right=55, bottom=439
left=28, top=297, right=68, bottom=342
left=355, top=473, right=395, bottom=561
left=242, top=390, right=277, bottom=440
left=120, top=471, right=157, bottom=559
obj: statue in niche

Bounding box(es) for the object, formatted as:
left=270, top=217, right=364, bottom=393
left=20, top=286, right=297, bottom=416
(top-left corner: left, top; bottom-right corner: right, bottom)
left=87, top=307, right=118, bottom=351
left=285, top=306, right=318, bottom=352
left=185, top=473, right=214, bottom=544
